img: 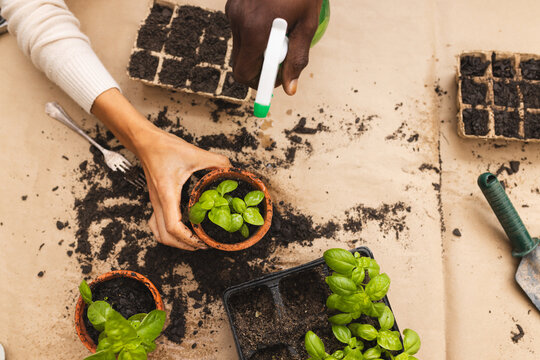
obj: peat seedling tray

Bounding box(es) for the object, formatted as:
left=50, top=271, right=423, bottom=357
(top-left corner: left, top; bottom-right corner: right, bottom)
left=223, top=247, right=401, bottom=360
left=127, top=1, right=251, bottom=103
left=457, top=51, right=540, bottom=141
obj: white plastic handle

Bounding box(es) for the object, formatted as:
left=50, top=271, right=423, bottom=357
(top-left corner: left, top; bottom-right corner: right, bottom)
left=254, top=18, right=288, bottom=117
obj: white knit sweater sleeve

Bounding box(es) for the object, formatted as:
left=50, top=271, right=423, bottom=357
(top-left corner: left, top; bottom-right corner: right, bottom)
left=1, top=0, right=120, bottom=113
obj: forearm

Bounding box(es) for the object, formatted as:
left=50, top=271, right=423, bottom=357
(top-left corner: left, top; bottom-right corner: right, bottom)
left=91, top=89, right=159, bottom=158
left=1, top=0, right=119, bottom=113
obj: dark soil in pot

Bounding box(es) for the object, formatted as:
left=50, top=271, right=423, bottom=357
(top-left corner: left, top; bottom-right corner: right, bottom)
left=520, top=82, right=540, bottom=108
left=460, top=78, right=487, bottom=105
left=250, top=344, right=293, bottom=360
left=128, top=51, right=159, bottom=81
left=493, top=81, right=519, bottom=107
left=463, top=108, right=489, bottom=136
left=491, top=53, right=515, bottom=78
left=494, top=110, right=520, bottom=138
left=520, top=58, right=540, bottom=80
left=199, top=180, right=263, bottom=244
left=460, top=55, right=490, bottom=77
left=83, top=277, right=156, bottom=344
left=524, top=112, right=540, bottom=139
left=228, top=286, right=279, bottom=352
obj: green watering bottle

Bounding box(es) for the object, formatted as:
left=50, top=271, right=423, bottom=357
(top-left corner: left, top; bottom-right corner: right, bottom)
left=253, top=0, right=331, bottom=118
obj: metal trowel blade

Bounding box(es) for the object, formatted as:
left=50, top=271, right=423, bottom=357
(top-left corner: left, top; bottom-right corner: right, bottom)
left=515, top=245, right=540, bottom=311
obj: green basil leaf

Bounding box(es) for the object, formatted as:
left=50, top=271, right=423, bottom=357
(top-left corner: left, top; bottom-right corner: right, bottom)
left=243, top=207, right=264, bottom=226
left=240, top=223, right=249, bottom=238
left=79, top=280, right=93, bottom=305
left=217, top=180, right=238, bottom=196
left=83, top=349, right=116, bottom=360
left=141, top=340, right=157, bottom=353
left=188, top=203, right=207, bottom=224
left=348, top=323, right=377, bottom=341
left=377, top=330, right=402, bottom=351
left=403, top=329, right=421, bottom=355
left=118, top=345, right=147, bottom=360
left=228, top=214, right=244, bottom=233
left=128, top=313, right=147, bottom=329
left=395, top=354, right=410, bottom=360
left=232, top=198, right=247, bottom=214
left=331, top=350, right=345, bottom=359
left=214, top=196, right=229, bottom=208
left=199, top=199, right=214, bottom=210
left=342, top=292, right=370, bottom=311
left=96, top=336, right=113, bottom=352
left=200, top=189, right=220, bottom=202
left=324, top=249, right=357, bottom=275
left=342, top=348, right=363, bottom=360
left=87, top=301, right=113, bottom=332
left=362, top=302, right=384, bottom=318
left=325, top=274, right=357, bottom=296
left=224, top=194, right=233, bottom=205
left=104, top=309, right=137, bottom=344
left=365, top=273, right=390, bottom=301
left=244, top=190, right=264, bottom=206
left=328, top=313, right=353, bottom=325
left=362, top=347, right=382, bottom=360
left=137, top=309, right=166, bottom=342
left=326, top=294, right=355, bottom=313
left=332, top=325, right=352, bottom=344
left=305, top=331, right=326, bottom=359
left=359, top=257, right=380, bottom=277
left=208, top=208, right=232, bottom=231
left=350, top=267, right=365, bottom=285
left=378, top=306, right=395, bottom=331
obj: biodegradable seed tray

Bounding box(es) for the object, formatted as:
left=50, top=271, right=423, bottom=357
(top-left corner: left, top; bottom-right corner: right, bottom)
left=223, top=247, right=401, bottom=360
left=127, top=1, right=251, bottom=103
left=457, top=51, right=540, bottom=141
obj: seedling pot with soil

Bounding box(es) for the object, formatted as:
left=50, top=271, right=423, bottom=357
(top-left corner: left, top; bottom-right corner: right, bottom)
left=188, top=168, right=273, bottom=251
left=75, top=270, right=165, bottom=356
left=223, top=247, right=421, bottom=360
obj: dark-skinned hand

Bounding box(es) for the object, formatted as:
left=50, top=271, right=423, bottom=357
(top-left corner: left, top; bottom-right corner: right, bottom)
left=226, top=0, right=323, bottom=95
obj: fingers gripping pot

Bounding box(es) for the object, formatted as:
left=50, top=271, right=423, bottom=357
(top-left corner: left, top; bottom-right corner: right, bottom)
left=188, top=168, right=273, bottom=251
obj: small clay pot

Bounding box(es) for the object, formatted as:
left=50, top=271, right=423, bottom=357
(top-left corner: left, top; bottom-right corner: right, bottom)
left=189, top=168, right=273, bottom=251
left=74, top=270, right=164, bottom=353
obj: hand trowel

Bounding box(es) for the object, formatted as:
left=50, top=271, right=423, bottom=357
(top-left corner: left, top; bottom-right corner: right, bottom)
left=478, top=172, right=540, bottom=311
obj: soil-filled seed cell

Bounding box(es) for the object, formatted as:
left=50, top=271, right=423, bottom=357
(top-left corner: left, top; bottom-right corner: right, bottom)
left=460, top=55, right=490, bottom=77
left=494, top=110, right=521, bottom=138
left=493, top=81, right=519, bottom=107
left=520, top=82, right=540, bottom=108
left=199, top=36, right=228, bottom=64
left=128, top=51, right=159, bottom=81
left=228, top=286, right=279, bottom=353
left=159, top=58, right=193, bottom=87
left=165, top=6, right=209, bottom=58
left=249, top=344, right=293, bottom=360
left=145, top=3, right=174, bottom=26
left=462, top=108, right=489, bottom=136
left=524, top=112, right=540, bottom=139
left=207, top=11, right=232, bottom=40
left=137, top=24, right=169, bottom=52
left=520, top=58, right=540, bottom=80
left=222, top=72, right=249, bottom=99
left=189, top=66, right=221, bottom=93
left=491, top=53, right=515, bottom=78
left=460, top=78, right=487, bottom=105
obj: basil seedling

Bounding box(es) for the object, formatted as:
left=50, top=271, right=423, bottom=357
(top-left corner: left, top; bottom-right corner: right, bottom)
left=305, top=249, right=422, bottom=360
left=189, top=179, right=265, bottom=238
left=79, top=280, right=166, bottom=360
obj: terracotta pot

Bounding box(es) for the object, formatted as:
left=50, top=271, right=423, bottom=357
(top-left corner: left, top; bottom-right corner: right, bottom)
left=75, top=270, right=164, bottom=353
left=188, top=168, right=273, bottom=251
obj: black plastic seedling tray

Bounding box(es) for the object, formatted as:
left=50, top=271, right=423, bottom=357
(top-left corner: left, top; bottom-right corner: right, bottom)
left=223, top=247, right=400, bottom=360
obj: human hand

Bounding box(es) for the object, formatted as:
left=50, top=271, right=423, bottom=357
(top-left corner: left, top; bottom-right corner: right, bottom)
left=136, top=128, right=231, bottom=250
left=226, top=0, right=322, bottom=95
left=91, top=89, right=231, bottom=251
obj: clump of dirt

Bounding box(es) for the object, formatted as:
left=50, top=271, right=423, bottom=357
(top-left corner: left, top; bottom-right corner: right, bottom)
left=344, top=202, right=411, bottom=240
left=511, top=324, right=525, bottom=343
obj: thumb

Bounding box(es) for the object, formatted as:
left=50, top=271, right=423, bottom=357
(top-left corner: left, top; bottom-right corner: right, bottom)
left=281, top=24, right=316, bottom=96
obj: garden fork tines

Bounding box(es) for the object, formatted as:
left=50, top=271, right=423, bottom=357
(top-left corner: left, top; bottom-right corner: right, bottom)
left=45, top=102, right=146, bottom=190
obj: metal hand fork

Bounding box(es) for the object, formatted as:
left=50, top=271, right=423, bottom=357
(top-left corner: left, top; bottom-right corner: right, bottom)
left=45, top=102, right=146, bottom=189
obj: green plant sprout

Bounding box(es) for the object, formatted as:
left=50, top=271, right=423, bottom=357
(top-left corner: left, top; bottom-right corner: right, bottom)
left=79, top=280, right=166, bottom=360
left=189, top=179, right=265, bottom=238
left=304, top=249, right=421, bottom=360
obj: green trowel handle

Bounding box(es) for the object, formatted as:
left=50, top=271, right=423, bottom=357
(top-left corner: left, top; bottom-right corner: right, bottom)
left=478, top=172, right=539, bottom=257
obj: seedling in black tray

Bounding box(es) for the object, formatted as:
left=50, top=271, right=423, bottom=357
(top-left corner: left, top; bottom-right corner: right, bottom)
left=223, top=247, right=421, bottom=360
